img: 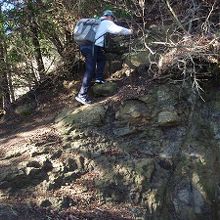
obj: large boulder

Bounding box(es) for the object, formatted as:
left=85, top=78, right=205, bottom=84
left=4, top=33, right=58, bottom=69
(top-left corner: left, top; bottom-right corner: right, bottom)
left=55, top=103, right=107, bottom=132
left=157, top=110, right=179, bottom=126
left=115, top=99, right=152, bottom=124
left=15, top=102, right=36, bottom=116
left=124, top=51, right=150, bottom=68
left=92, top=81, right=118, bottom=97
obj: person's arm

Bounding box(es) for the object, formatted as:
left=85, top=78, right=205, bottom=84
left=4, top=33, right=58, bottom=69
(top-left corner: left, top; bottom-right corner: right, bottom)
left=106, top=21, right=132, bottom=35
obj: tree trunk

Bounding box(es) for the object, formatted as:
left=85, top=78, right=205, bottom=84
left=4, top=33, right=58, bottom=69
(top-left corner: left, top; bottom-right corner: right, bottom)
left=47, top=34, right=64, bottom=57
left=5, top=45, right=15, bottom=103
left=2, top=73, right=12, bottom=113
left=7, top=67, right=15, bottom=102
left=0, top=95, right=3, bottom=110
left=29, top=60, right=39, bottom=85
left=0, top=40, right=12, bottom=114
left=0, top=5, right=12, bottom=114
left=26, top=0, right=45, bottom=81
left=30, top=18, right=45, bottom=81
left=35, top=0, right=64, bottom=57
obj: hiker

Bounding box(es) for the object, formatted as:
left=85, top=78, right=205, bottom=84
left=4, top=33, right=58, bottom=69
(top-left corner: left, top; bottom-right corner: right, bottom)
left=75, top=10, right=133, bottom=105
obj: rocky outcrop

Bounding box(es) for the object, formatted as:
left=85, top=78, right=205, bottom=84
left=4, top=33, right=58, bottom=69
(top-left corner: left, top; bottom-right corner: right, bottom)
left=55, top=103, right=107, bottom=132
left=1, top=79, right=220, bottom=220
left=55, top=80, right=220, bottom=220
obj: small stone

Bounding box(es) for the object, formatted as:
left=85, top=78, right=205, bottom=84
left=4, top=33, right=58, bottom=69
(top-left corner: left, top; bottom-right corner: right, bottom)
left=157, top=110, right=179, bottom=126
left=92, top=81, right=118, bottom=97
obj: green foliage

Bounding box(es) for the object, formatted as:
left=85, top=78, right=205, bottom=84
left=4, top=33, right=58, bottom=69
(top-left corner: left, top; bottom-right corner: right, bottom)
left=102, top=3, right=132, bottom=19
left=0, top=0, right=218, bottom=103
left=78, top=0, right=101, bottom=17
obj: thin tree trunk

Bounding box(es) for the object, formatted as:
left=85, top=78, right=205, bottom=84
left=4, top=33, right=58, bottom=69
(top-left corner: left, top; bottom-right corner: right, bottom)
left=7, top=67, right=15, bottom=102
left=5, top=42, right=15, bottom=103
left=30, top=19, right=45, bottom=80
left=0, top=41, right=12, bottom=114
left=2, top=73, right=12, bottom=113
left=47, top=34, right=64, bottom=57
left=35, top=0, right=64, bottom=56
left=29, top=60, right=39, bottom=85
left=0, top=95, right=3, bottom=110
left=26, top=0, right=45, bottom=81
left=0, top=5, right=12, bottom=114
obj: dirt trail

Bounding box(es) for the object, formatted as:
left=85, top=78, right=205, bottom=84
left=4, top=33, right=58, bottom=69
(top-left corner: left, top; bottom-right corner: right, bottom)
left=0, top=78, right=141, bottom=219
left=0, top=88, right=76, bottom=156
left=0, top=111, right=56, bottom=154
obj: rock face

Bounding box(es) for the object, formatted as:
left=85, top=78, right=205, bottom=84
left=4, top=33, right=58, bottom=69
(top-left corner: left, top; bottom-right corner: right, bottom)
left=2, top=80, right=220, bottom=220
left=54, top=80, right=220, bottom=220
left=124, top=51, right=150, bottom=68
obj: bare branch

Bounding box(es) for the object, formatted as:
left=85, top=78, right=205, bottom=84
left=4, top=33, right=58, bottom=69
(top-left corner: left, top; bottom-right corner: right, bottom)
left=164, top=0, right=188, bottom=34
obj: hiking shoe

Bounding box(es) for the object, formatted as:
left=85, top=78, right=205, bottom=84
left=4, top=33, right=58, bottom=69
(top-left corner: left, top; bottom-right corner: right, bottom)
left=75, top=95, right=92, bottom=105
left=95, top=79, right=105, bottom=84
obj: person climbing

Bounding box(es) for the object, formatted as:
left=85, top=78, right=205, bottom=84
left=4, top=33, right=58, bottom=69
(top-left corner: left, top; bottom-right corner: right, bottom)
left=75, top=10, right=133, bottom=105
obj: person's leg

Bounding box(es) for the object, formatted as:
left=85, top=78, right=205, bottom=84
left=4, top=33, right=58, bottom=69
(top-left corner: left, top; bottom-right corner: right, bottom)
left=78, top=45, right=96, bottom=98
left=95, top=46, right=106, bottom=82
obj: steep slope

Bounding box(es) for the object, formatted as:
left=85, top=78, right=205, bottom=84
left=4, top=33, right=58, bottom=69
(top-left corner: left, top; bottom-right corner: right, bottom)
left=1, top=67, right=220, bottom=220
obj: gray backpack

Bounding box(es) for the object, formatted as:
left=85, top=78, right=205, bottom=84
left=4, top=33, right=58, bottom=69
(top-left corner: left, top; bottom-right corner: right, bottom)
left=73, top=18, right=101, bottom=45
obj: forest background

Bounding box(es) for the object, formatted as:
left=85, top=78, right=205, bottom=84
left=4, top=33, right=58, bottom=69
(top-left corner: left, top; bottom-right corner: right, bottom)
left=0, top=0, right=219, bottom=115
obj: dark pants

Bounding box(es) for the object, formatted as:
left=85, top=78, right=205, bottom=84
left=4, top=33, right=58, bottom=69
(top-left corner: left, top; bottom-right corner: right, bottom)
left=78, top=45, right=106, bottom=97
